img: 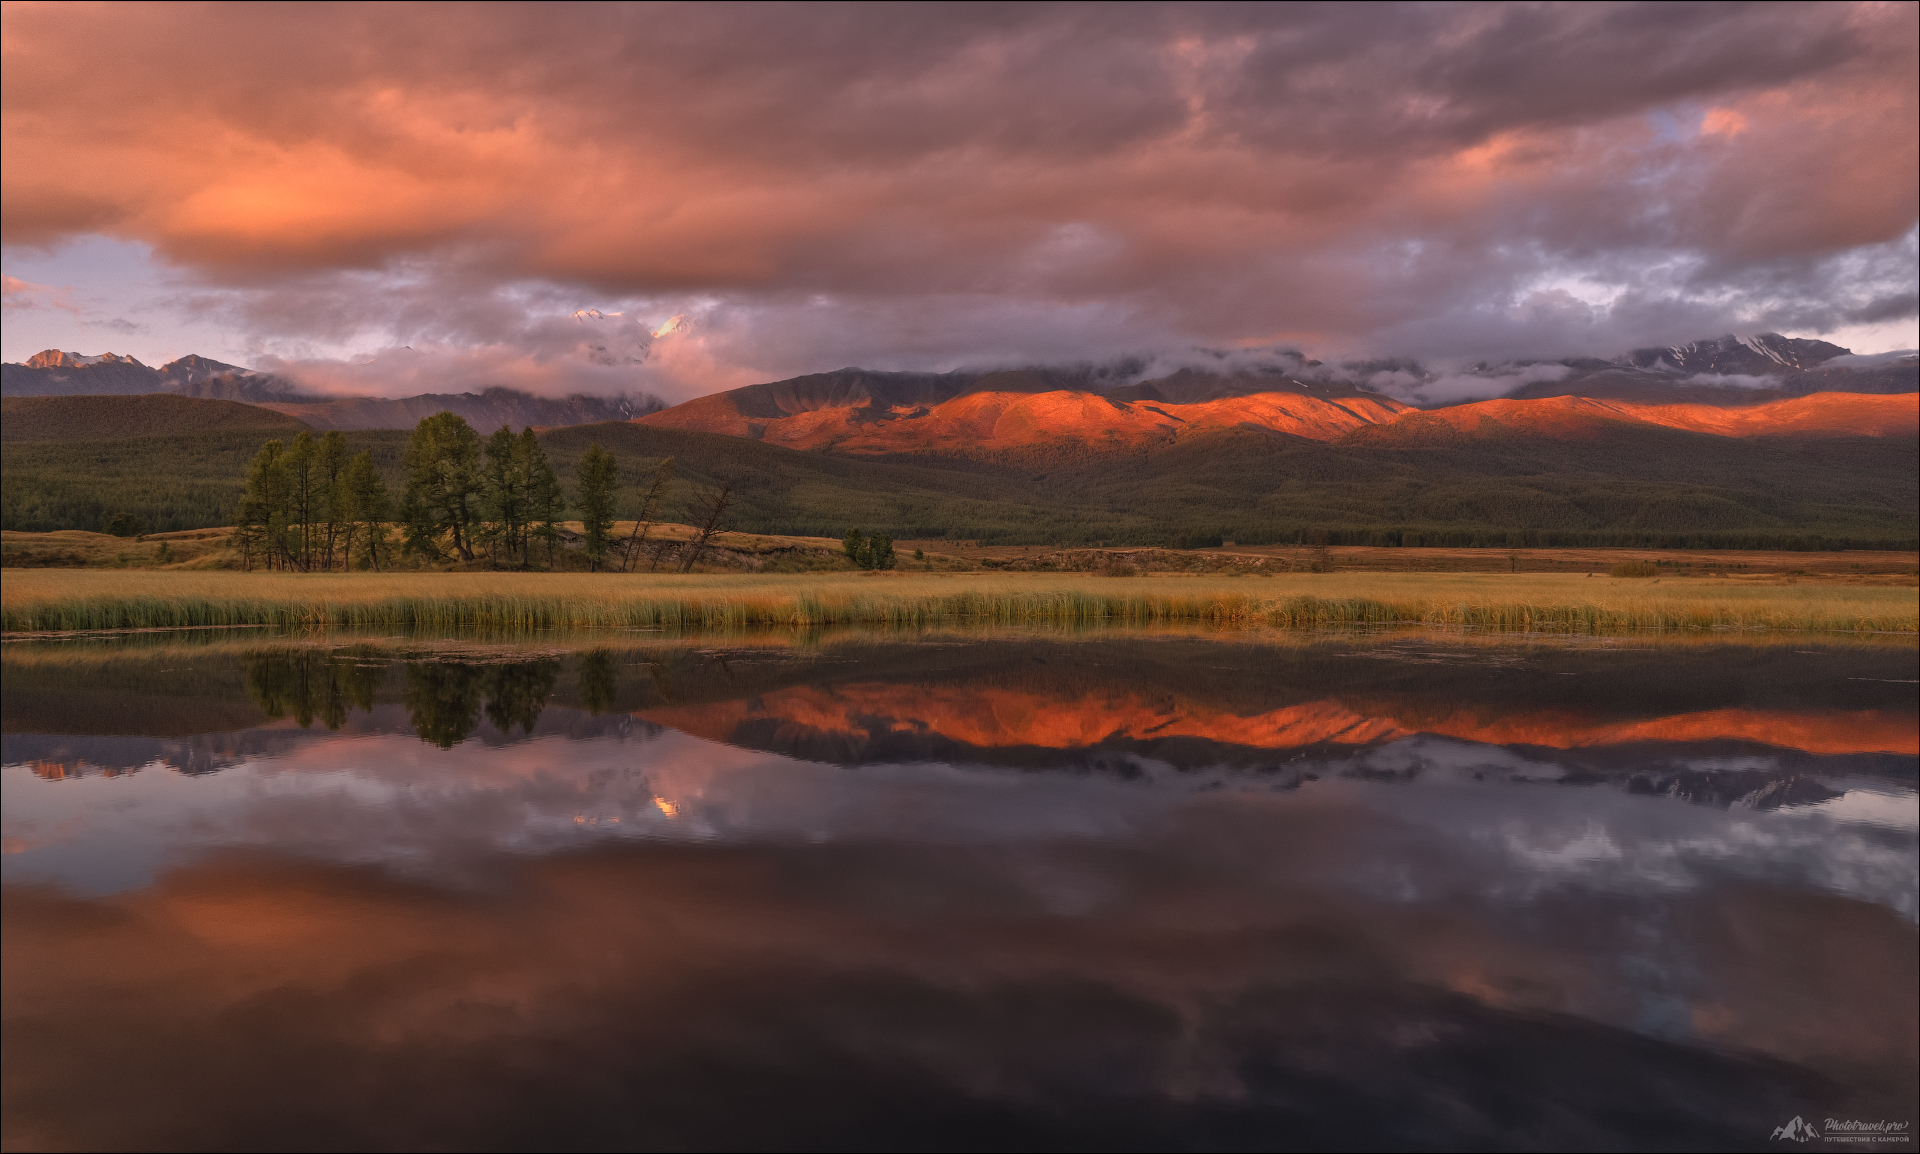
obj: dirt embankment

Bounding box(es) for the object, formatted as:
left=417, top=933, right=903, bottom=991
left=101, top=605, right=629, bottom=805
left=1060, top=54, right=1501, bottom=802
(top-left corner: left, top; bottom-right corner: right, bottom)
left=5, top=526, right=1915, bottom=585
left=897, top=540, right=1920, bottom=583
left=0, top=525, right=972, bottom=575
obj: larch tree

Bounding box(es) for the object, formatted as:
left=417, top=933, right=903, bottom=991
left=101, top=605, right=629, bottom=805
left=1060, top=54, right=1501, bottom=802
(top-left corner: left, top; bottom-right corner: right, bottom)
left=284, top=432, right=317, bottom=570
left=576, top=443, right=620, bottom=571
left=481, top=426, right=529, bottom=568
left=401, top=413, right=483, bottom=562
left=318, top=430, right=349, bottom=569
left=236, top=439, right=289, bottom=571
left=341, top=450, right=391, bottom=571
left=522, top=429, right=565, bottom=568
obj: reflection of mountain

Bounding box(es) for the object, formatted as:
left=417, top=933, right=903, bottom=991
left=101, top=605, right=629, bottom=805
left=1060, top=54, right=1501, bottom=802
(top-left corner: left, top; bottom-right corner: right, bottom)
left=640, top=683, right=1916, bottom=771
left=4, top=729, right=325, bottom=778
left=613, top=639, right=1919, bottom=808
left=7, top=639, right=1915, bottom=800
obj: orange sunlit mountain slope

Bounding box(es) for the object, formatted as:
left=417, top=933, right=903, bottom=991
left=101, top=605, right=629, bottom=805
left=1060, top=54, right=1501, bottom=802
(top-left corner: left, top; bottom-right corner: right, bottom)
left=638, top=387, right=1915, bottom=455
left=1345, top=392, right=1919, bottom=446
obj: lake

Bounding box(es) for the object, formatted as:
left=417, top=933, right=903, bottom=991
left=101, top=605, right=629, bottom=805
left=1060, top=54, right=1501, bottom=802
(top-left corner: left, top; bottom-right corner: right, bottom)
left=3, top=629, right=1915, bottom=1152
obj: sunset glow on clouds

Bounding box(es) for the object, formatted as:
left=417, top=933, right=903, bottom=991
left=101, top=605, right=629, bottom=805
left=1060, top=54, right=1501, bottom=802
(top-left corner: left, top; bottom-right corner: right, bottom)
left=2, top=2, right=1915, bottom=398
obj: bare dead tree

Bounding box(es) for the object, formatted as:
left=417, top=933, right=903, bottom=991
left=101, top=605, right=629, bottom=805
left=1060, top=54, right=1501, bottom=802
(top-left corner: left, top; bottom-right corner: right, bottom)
left=619, top=458, right=675, bottom=572
left=646, top=535, right=676, bottom=573
left=678, top=481, right=735, bottom=573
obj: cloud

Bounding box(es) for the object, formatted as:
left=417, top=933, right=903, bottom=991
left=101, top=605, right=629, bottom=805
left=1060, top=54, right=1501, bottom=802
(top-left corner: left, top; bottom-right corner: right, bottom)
left=1364, top=361, right=1576, bottom=406
left=1677, top=373, right=1783, bottom=391
left=1825, top=349, right=1920, bottom=369
left=250, top=311, right=723, bottom=402
left=2, top=2, right=1914, bottom=391
left=1, top=273, right=76, bottom=313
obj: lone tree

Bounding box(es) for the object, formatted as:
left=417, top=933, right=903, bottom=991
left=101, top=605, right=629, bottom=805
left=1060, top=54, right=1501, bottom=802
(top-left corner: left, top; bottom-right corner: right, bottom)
left=679, top=481, right=735, bottom=573
left=402, top=412, right=483, bottom=562
left=618, top=457, right=675, bottom=572
left=576, top=443, right=620, bottom=571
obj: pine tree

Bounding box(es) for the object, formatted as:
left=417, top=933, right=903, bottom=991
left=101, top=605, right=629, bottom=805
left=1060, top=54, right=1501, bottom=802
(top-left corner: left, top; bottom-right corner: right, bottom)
left=577, top=443, right=619, bottom=571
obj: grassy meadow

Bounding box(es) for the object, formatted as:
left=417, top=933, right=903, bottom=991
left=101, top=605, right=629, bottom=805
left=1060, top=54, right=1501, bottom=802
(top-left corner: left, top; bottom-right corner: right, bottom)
left=3, top=569, right=1913, bottom=635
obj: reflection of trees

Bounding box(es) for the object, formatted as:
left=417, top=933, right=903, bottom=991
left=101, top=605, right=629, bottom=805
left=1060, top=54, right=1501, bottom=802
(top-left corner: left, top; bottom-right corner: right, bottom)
left=578, top=650, right=617, bottom=715
left=404, top=663, right=487, bottom=749
left=485, top=661, right=559, bottom=735
left=404, top=659, right=560, bottom=748
left=245, top=651, right=382, bottom=730
left=248, top=650, right=568, bottom=747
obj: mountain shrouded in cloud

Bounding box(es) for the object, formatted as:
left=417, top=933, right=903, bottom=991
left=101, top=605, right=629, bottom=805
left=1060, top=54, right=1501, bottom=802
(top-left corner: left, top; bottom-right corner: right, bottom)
left=1, top=2, right=1915, bottom=399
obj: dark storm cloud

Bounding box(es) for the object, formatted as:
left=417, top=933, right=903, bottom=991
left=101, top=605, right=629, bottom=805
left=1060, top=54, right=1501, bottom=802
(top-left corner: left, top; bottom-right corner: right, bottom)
left=1, top=1, right=1913, bottom=394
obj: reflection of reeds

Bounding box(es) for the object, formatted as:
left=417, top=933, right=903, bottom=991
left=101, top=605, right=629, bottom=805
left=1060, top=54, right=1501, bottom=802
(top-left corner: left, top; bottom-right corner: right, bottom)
left=4, top=571, right=1915, bottom=634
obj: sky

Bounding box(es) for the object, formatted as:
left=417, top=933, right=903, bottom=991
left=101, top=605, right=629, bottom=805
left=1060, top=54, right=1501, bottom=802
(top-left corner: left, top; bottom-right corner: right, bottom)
left=2, top=1, right=1915, bottom=402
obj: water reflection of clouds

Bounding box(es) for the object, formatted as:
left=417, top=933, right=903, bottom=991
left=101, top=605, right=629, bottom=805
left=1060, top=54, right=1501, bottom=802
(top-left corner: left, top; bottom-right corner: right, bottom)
left=7, top=724, right=1915, bottom=925
left=6, top=737, right=1916, bottom=1145
left=7, top=806, right=1912, bottom=1151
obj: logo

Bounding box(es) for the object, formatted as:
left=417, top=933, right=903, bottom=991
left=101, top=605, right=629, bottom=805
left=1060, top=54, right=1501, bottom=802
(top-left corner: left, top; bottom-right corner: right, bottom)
left=1773, top=1116, right=1822, bottom=1143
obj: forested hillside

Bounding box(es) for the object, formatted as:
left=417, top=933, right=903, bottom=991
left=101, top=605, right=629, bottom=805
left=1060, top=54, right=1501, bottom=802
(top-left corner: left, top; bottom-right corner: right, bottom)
left=0, top=394, right=311, bottom=442
left=5, top=412, right=1914, bottom=549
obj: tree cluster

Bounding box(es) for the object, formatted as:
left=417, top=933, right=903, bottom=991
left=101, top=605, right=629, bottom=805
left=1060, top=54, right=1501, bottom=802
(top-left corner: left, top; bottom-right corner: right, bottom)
left=235, top=430, right=392, bottom=571
left=236, top=412, right=740, bottom=572
left=842, top=528, right=896, bottom=569
left=397, top=414, right=571, bottom=569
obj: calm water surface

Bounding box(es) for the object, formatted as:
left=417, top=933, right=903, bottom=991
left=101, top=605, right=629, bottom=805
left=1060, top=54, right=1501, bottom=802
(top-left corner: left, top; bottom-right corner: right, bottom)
left=3, top=630, right=1916, bottom=1152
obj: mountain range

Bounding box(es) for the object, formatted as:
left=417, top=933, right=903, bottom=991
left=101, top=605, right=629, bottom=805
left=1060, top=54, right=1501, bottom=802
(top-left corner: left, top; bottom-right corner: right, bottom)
left=3, top=331, right=1914, bottom=548
left=1, top=351, right=662, bottom=431
left=635, top=335, right=1916, bottom=458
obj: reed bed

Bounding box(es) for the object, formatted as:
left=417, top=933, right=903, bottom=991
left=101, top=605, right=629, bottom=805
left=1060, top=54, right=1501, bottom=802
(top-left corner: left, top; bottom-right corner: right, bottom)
left=3, top=570, right=1914, bottom=635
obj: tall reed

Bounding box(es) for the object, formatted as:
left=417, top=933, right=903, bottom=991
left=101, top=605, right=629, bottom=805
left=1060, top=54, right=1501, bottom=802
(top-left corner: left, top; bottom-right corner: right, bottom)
left=5, top=572, right=1913, bottom=634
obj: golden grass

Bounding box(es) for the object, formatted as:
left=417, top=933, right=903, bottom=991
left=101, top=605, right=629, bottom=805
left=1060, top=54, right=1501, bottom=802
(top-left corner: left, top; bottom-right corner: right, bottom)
left=2, top=569, right=1913, bottom=634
